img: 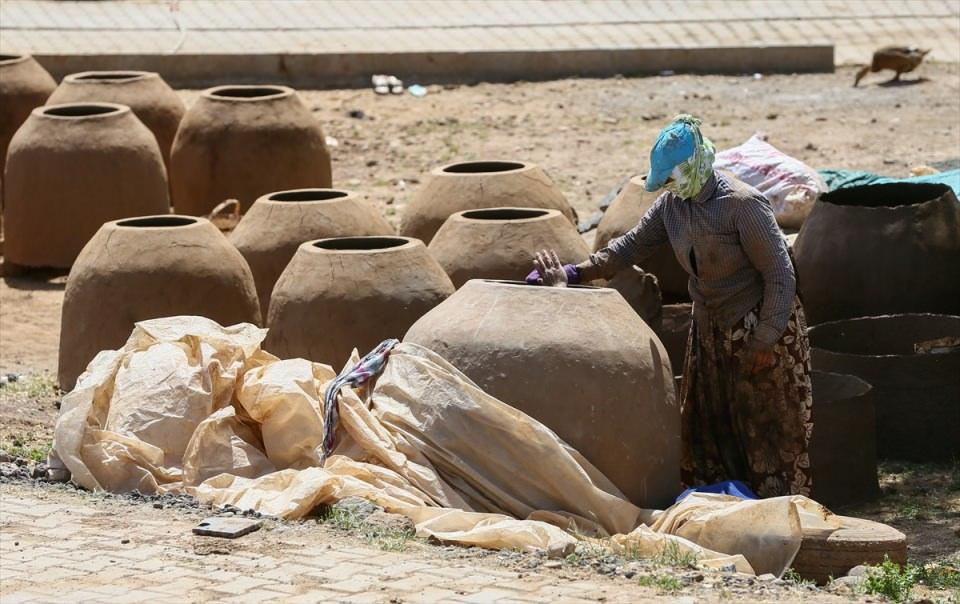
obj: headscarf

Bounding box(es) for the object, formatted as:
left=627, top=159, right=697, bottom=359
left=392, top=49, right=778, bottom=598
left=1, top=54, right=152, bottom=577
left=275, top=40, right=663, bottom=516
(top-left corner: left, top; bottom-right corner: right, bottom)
left=662, top=114, right=716, bottom=200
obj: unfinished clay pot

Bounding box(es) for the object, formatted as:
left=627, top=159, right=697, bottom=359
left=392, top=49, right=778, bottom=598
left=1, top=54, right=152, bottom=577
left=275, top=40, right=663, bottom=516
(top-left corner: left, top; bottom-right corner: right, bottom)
left=792, top=516, right=906, bottom=585
left=170, top=85, right=332, bottom=216
left=404, top=280, right=679, bottom=508
left=594, top=175, right=689, bottom=300
left=47, top=71, right=186, bottom=170
left=400, top=161, right=576, bottom=244
left=58, top=215, right=261, bottom=390
left=230, top=188, right=395, bottom=319
left=810, top=313, right=960, bottom=461
left=265, top=236, right=454, bottom=367
left=808, top=371, right=879, bottom=507
left=794, top=183, right=960, bottom=324
left=429, top=207, right=590, bottom=287
left=0, top=54, right=55, bottom=176
left=4, top=103, right=170, bottom=269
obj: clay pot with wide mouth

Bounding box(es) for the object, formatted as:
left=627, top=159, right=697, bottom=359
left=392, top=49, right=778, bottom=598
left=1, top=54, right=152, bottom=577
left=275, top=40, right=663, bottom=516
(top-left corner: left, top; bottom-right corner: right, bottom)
left=170, top=85, right=332, bottom=215
left=58, top=215, right=261, bottom=390
left=0, top=54, right=56, bottom=175
left=429, top=207, right=591, bottom=287
left=400, top=160, right=576, bottom=244
left=794, top=183, right=960, bottom=324
left=810, top=313, right=960, bottom=461
left=4, top=103, right=170, bottom=269
left=808, top=371, right=879, bottom=507
left=594, top=175, right=689, bottom=301
left=404, top=279, right=679, bottom=508
left=47, top=71, right=186, bottom=170
left=229, top=188, right=395, bottom=319
left=265, top=236, right=454, bottom=367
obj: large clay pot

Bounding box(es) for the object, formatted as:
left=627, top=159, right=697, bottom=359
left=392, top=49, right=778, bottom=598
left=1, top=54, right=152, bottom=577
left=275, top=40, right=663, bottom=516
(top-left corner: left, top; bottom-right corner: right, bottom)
left=4, top=103, right=170, bottom=269
left=404, top=280, right=679, bottom=508
left=47, top=71, right=186, bottom=170
left=594, top=175, right=689, bottom=300
left=400, top=160, right=576, bottom=244
left=58, top=215, right=261, bottom=390
left=429, top=207, right=590, bottom=287
left=265, top=236, right=454, bottom=367
left=810, top=313, right=960, bottom=461
left=230, top=188, right=395, bottom=320
left=0, top=54, right=55, bottom=177
left=794, top=183, right=960, bottom=324
left=808, top=371, right=879, bottom=507
left=170, top=85, right=332, bottom=216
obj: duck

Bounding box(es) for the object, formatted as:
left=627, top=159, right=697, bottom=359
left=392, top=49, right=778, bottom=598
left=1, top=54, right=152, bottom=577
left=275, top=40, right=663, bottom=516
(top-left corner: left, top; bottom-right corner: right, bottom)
left=854, top=46, right=931, bottom=87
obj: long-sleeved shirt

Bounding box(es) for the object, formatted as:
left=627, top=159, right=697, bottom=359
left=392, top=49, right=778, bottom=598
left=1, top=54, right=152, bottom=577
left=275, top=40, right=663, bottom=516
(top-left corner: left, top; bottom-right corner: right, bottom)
left=582, top=170, right=795, bottom=348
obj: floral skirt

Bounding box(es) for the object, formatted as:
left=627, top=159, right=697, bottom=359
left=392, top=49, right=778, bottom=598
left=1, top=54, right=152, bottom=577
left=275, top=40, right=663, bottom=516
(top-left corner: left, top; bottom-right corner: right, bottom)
left=679, top=298, right=814, bottom=498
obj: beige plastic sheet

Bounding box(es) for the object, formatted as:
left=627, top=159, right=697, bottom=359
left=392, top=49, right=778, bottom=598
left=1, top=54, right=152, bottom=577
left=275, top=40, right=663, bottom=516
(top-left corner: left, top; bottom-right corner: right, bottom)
left=54, top=316, right=838, bottom=574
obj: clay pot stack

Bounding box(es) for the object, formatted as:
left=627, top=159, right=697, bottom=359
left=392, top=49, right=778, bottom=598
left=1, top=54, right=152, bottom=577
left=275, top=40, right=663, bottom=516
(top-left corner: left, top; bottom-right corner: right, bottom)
left=47, top=71, right=185, bottom=170
left=405, top=279, right=679, bottom=509
left=58, top=215, right=261, bottom=390
left=429, top=207, right=590, bottom=287
left=170, top=85, right=332, bottom=216
left=4, top=103, right=170, bottom=270
left=0, top=54, right=55, bottom=175
left=265, top=236, right=454, bottom=367
left=400, top=160, right=576, bottom=244
left=230, top=188, right=395, bottom=320
left=794, top=182, right=960, bottom=324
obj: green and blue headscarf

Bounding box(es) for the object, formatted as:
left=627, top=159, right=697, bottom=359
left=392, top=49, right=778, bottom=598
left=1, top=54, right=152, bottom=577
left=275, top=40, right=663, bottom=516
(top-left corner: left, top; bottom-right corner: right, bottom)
left=645, top=114, right=716, bottom=200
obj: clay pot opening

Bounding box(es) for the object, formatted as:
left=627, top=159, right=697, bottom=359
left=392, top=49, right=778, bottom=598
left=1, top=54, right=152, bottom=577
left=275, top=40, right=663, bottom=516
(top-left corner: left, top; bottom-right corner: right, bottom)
left=810, top=314, right=960, bottom=358
left=314, top=237, right=409, bottom=251
left=443, top=161, right=525, bottom=174
left=208, top=86, right=289, bottom=100
left=269, top=189, right=349, bottom=202
left=42, top=104, right=122, bottom=118
left=461, top=208, right=548, bottom=220
left=820, top=182, right=950, bottom=209
left=116, top=216, right=198, bottom=228
left=71, top=71, right=150, bottom=82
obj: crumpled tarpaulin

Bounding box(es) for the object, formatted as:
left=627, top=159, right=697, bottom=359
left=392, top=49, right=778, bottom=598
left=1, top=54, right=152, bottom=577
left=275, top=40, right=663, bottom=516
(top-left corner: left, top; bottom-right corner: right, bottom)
left=54, top=316, right=840, bottom=575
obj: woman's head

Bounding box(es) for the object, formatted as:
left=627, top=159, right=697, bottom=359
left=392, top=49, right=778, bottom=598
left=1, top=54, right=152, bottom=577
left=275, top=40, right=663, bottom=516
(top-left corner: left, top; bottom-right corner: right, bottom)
left=645, top=114, right=715, bottom=199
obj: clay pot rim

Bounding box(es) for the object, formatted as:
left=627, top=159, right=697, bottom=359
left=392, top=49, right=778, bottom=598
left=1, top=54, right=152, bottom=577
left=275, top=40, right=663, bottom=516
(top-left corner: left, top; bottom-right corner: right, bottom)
left=306, top=236, right=419, bottom=254
left=434, top=160, right=531, bottom=176
left=110, top=214, right=205, bottom=230
left=469, top=278, right=605, bottom=292
left=36, top=102, right=131, bottom=120
left=259, top=188, right=354, bottom=204
left=202, top=85, right=294, bottom=102
left=818, top=182, right=954, bottom=210
left=810, top=313, right=960, bottom=359
left=452, top=207, right=559, bottom=224
left=0, top=54, right=31, bottom=66
left=62, top=70, right=158, bottom=84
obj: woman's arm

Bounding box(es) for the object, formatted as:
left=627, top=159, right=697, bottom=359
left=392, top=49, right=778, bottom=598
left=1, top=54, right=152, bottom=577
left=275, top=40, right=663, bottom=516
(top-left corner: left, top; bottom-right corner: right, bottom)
left=577, top=193, right=670, bottom=282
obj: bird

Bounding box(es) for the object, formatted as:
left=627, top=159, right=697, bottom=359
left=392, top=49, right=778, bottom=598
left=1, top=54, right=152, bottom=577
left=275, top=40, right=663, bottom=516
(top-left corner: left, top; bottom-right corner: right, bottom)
left=854, top=46, right=931, bottom=87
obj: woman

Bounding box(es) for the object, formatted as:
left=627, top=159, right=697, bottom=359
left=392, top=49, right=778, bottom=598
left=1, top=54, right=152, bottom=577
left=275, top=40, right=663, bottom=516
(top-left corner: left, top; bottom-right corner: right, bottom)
left=530, top=115, right=812, bottom=498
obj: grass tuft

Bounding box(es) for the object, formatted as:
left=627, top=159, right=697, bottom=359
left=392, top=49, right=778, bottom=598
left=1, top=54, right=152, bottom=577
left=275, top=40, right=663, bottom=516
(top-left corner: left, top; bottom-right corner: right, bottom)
left=859, top=556, right=921, bottom=603
left=651, top=541, right=699, bottom=569
left=319, top=505, right=416, bottom=552
left=637, top=574, right=683, bottom=593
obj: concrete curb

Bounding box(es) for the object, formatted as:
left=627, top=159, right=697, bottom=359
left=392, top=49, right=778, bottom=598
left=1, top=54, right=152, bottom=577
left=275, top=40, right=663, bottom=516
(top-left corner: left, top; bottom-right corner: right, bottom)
left=33, top=45, right=834, bottom=88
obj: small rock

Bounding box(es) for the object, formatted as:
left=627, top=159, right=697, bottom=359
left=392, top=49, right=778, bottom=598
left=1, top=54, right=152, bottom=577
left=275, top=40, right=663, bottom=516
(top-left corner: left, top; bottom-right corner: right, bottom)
left=362, top=510, right=414, bottom=534
left=720, top=564, right=737, bottom=573
left=758, top=573, right=777, bottom=581
left=766, top=113, right=778, bottom=120
left=348, top=109, right=366, bottom=119
left=543, top=560, right=562, bottom=569
left=846, top=565, right=869, bottom=577
left=332, top=496, right=383, bottom=520
left=366, top=159, right=379, bottom=167
left=804, top=143, right=817, bottom=151
left=31, top=464, right=46, bottom=479
left=0, top=452, right=11, bottom=463
left=153, top=502, right=164, bottom=509
left=121, top=539, right=130, bottom=544
left=623, top=570, right=636, bottom=579
left=0, top=462, right=22, bottom=478
left=831, top=575, right=863, bottom=589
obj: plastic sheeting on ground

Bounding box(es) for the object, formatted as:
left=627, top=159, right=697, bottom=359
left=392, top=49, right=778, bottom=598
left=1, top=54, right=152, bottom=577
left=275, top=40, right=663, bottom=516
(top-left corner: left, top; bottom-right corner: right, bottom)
left=818, top=167, right=960, bottom=195
left=53, top=316, right=841, bottom=575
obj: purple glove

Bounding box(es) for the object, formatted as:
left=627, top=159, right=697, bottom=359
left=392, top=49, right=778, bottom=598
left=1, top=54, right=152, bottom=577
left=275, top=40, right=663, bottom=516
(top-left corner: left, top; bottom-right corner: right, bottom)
left=525, top=264, right=580, bottom=285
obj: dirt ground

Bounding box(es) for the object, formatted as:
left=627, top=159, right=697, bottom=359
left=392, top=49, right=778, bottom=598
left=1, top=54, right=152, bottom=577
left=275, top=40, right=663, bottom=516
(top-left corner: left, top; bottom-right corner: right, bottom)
left=1, top=64, right=959, bottom=599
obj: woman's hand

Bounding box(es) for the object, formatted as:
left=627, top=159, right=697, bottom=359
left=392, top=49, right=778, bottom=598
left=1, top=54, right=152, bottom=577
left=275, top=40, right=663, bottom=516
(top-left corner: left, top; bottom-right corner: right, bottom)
left=534, top=250, right=568, bottom=287
left=745, top=346, right=777, bottom=374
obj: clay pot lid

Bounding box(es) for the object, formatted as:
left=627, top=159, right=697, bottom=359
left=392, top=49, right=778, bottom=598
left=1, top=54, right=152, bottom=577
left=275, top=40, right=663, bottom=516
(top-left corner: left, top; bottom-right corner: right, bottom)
left=259, top=188, right=354, bottom=205
left=36, top=102, right=131, bottom=120
left=810, top=313, right=960, bottom=359
left=0, top=54, right=31, bottom=65
left=307, top=236, right=418, bottom=254
left=62, top=70, right=158, bottom=84
left=453, top=207, right=557, bottom=224
left=202, top=85, right=294, bottom=102
left=819, top=182, right=954, bottom=210
left=435, top=160, right=530, bottom=176
left=111, top=215, right=204, bottom=230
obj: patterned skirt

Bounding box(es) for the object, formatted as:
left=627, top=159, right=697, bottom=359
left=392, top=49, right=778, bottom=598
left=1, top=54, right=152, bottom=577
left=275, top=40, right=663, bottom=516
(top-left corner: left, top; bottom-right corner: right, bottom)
left=679, top=298, right=814, bottom=498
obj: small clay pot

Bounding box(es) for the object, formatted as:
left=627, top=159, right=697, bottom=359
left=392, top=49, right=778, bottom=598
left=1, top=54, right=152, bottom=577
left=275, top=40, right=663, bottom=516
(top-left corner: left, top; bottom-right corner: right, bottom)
left=47, top=71, right=186, bottom=170
left=794, top=182, right=960, bottom=324
left=405, top=279, right=679, bottom=508
left=265, top=236, right=454, bottom=367
left=229, top=188, right=395, bottom=319
left=58, top=215, right=261, bottom=390
left=594, top=175, right=689, bottom=300
left=170, top=85, right=332, bottom=215
left=429, top=207, right=590, bottom=287
left=0, top=54, right=56, bottom=176
left=4, top=103, right=170, bottom=269
left=400, top=160, right=576, bottom=244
